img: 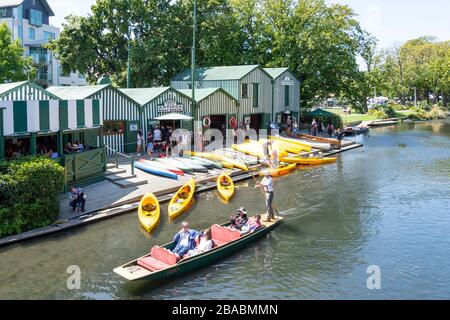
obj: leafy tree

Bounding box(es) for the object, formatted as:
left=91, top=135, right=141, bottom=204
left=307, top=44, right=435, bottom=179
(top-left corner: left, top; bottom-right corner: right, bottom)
left=0, top=23, right=34, bottom=82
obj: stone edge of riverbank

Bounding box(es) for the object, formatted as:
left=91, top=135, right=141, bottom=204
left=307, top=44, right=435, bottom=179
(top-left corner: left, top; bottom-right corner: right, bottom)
left=0, top=142, right=363, bottom=249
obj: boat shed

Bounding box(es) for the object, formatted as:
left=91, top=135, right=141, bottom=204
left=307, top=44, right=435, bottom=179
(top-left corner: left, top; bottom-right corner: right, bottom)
left=119, top=87, right=192, bottom=136
left=264, top=67, right=301, bottom=127
left=47, top=84, right=141, bottom=154
left=177, top=88, right=239, bottom=133
left=0, top=96, right=105, bottom=188
left=0, top=80, right=59, bottom=101
left=171, top=65, right=273, bottom=131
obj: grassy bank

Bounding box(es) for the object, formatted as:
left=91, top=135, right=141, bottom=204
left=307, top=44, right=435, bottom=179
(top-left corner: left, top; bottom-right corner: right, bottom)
left=329, top=109, right=415, bottom=124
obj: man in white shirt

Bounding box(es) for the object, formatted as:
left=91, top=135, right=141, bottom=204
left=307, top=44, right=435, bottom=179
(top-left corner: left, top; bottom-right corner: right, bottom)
left=256, top=171, right=275, bottom=222
left=153, top=126, right=162, bottom=142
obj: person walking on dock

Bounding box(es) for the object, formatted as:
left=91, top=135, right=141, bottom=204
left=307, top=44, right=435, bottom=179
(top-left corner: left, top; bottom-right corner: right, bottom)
left=256, top=171, right=275, bottom=222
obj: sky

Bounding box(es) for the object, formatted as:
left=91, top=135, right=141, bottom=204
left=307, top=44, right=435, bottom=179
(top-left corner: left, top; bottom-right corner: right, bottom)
left=48, top=0, right=450, bottom=49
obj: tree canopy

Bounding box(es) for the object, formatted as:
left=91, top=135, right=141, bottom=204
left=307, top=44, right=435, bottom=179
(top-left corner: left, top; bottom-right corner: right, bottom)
left=48, top=0, right=391, bottom=111
left=0, top=23, right=34, bottom=83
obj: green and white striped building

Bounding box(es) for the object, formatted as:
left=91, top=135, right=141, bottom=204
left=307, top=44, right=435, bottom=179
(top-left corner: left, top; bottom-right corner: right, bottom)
left=171, top=65, right=274, bottom=130
left=47, top=84, right=141, bottom=154
left=177, top=88, right=239, bottom=132
left=119, top=87, right=192, bottom=136
left=264, top=68, right=301, bottom=125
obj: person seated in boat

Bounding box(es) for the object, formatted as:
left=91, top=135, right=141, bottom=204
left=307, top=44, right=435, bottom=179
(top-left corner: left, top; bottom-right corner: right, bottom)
left=220, top=178, right=231, bottom=186
left=178, top=190, right=189, bottom=200
left=240, top=215, right=262, bottom=235
left=230, top=207, right=248, bottom=230
left=186, top=229, right=213, bottom=258
left=172, top=221, right=199, bottom=259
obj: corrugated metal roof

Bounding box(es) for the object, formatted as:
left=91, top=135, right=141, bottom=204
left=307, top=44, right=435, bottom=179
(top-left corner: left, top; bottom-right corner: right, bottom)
left=264, top=68, right=290, bottom=79
left=172, top=65, right=259, bottom=81
left=47, top=84, right=110, bottom=99
left=177, top=88, right=237, bottom=103
left=0, top=81, right=28, bottom=96
left=119, top=87, right=171, bottom=106
left=0, top=0, right=54, bottom=16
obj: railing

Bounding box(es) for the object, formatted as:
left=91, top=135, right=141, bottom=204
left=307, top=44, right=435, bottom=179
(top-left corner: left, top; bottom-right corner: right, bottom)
left=105, top=145, right=135, bottom=175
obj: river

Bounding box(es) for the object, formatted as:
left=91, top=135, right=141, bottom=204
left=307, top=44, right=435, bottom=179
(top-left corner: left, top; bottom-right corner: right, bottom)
left=1, top=119, right=449, bottom=299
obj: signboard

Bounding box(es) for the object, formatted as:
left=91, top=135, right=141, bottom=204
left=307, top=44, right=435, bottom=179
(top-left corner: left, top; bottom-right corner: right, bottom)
left=157, top=99, right=184, bottom=113
left=129, top=123, right=138, bottom=131
left=281, top=76, right=294, bottom=86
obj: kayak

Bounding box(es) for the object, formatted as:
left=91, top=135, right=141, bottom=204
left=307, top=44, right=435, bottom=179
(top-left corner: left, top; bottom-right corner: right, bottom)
left=258, top=139, right=305, bottom=154
left=156, top=158, right=193, bottom=173
left=280, top=156, right=337, bottom=165
left=270, top=136, right=329, bottom=151
left=217, top=173, right=235, bottom=201
left=140, top=159, right=184, bottom=176
left=259, top=163, right=297, bottom=177
left=168, top=178, right=195, bottom=220
left=134, top=161, right=178, bottom=180
left=113, top=215, right=284, bottom=282
left=232, top=143, right=288, bottom=159
left=171, top=157, right=208, bottom=173
left=180, top=157, right=215, bottom=169
left=138, top=193, right=160, bottom=233
left=187, top=151, right=247, bottom=171
left=190, top=156, right=223, bottom=169
left=221, top=161, right=234, bottom=169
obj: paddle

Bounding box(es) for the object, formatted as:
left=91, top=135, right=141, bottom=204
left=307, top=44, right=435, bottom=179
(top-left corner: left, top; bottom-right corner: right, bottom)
left=243, top=162, right=282, bottom=218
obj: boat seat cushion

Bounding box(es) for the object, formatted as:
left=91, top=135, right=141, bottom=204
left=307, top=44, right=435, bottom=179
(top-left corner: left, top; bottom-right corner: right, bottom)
left=137, top=256, right=171, bottom=272
left=150, top=246, right=178, bottom=266
left=211, top=224, right=241, bottom=246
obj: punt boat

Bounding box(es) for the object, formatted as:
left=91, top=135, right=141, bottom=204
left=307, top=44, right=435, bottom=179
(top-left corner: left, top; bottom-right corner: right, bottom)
left=113, top=214, right=283, bottom=282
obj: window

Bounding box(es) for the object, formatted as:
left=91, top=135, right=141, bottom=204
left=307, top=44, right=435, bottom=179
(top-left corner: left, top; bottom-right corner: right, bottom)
left=29, top=28, right=35, bottom=40
left=29, top=9, right=42, bottom=26
left=43, top=31, right=55, bottom=41
left=252, top=83, right=259, bottom=108
left=242, top=83, right=249, bottom=98
left=103, top=121, right=125, bottom=135
left=0, top=9, right=7, bottom=18
left=284, top=85, right=290, bottom=107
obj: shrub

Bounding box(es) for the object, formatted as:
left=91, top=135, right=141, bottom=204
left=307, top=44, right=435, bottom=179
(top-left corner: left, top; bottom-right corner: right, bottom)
left=0, top=156, right=64, bottom=237
left=367, top=109, right=388, bottom=119
left=428, top=105, right=446, bottom=119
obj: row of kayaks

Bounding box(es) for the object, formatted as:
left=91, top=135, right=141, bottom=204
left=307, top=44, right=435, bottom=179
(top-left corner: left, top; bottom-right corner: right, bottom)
left=138, top=173, right=236, bottom=233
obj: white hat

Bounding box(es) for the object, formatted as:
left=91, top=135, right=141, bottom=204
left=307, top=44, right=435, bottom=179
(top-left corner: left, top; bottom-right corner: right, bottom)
left=237, top=207, right=247, bottom=214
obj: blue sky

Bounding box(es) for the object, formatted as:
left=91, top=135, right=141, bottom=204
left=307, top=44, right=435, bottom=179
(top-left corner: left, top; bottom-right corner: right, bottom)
left=48, top=0, right=450, bottom=49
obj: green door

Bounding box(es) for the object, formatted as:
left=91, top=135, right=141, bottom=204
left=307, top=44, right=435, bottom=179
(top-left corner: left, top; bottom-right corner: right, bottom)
left=262, top=113, right=271, bottom=130
left=124, top=120, right=140, bottom=153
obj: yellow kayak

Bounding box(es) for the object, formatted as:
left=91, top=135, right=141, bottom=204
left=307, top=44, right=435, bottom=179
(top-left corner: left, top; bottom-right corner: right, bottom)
left=221, top=161, right=235, bottom=169
left=138, top=193, right=160, bottom=233
left=168, top=178, right=195, bottom=220
left=232, top=143, right=288, bottom=158
left=259, top=163, right=297, bottom=177
left=217, top=173, right=235, bottom=201
left=269, top=136, right=313, bottom=151
left=280, top=156, right=337, bottom=165
left=258, top=139, right=304, bottom=154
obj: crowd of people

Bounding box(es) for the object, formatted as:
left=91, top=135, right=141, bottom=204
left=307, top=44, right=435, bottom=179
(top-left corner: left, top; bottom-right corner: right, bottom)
left=64, top=141, right=86, bottom=154
left=310, top=118, right=345, bottom=140
left=137, top=125, right=182, bottom=158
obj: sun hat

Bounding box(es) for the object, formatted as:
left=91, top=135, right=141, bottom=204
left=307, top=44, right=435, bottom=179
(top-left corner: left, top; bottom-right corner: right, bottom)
left=237, top=207, right=247, bottom=214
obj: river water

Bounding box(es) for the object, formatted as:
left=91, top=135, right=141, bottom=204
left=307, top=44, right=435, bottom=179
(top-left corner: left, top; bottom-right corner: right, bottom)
left=1, top=119, right=449, bottom=300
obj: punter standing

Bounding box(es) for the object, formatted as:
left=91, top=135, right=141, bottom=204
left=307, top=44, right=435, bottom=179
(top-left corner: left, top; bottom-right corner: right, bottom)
left=256, top=171, right=275, bottom=222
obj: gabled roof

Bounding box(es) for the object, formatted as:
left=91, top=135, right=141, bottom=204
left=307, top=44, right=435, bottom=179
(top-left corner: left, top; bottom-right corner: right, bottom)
left=0, top=0, right=55, bottom=16
left=172, top=65, right=260, bottom=81
left=264, top=68, right=290, bottom=79
left=47, top=84, right=111, bottom=100
left=0, top=80, right=59, bottom=99
left=119, top=87, right=172, bottom=106
left=177, top=87, right=238, bottom=104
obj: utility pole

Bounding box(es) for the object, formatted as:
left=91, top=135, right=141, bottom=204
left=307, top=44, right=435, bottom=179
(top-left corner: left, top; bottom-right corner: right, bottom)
left=126, top=3, right=131, bottom=88
left=414, top=86, right=417, bottom=107
left=191, top=0, right=197, bottom=123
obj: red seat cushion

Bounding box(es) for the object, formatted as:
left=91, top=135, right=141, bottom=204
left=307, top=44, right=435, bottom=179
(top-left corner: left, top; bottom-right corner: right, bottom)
left=137, top=256, right=171, bottom=271
left=150, top=246, right=178, bottom=266
left=211, top=224, right=240, bottom=247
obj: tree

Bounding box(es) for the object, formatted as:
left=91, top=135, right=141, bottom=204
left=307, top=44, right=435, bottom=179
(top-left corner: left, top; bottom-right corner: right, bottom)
left=0, top=23, right=34, bottom=82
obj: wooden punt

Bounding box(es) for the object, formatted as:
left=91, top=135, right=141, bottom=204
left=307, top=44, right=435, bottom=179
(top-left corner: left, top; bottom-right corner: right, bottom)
left=113, top=214, right=283, bottom=282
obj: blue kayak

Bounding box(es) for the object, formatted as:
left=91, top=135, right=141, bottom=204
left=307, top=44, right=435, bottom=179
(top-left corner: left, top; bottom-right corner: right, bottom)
left=134, top=161, right=178, bottom=180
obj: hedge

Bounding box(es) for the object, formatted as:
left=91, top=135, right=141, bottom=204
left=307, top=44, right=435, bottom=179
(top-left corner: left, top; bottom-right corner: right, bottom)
left=0, top=156, right=64, bottom=237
